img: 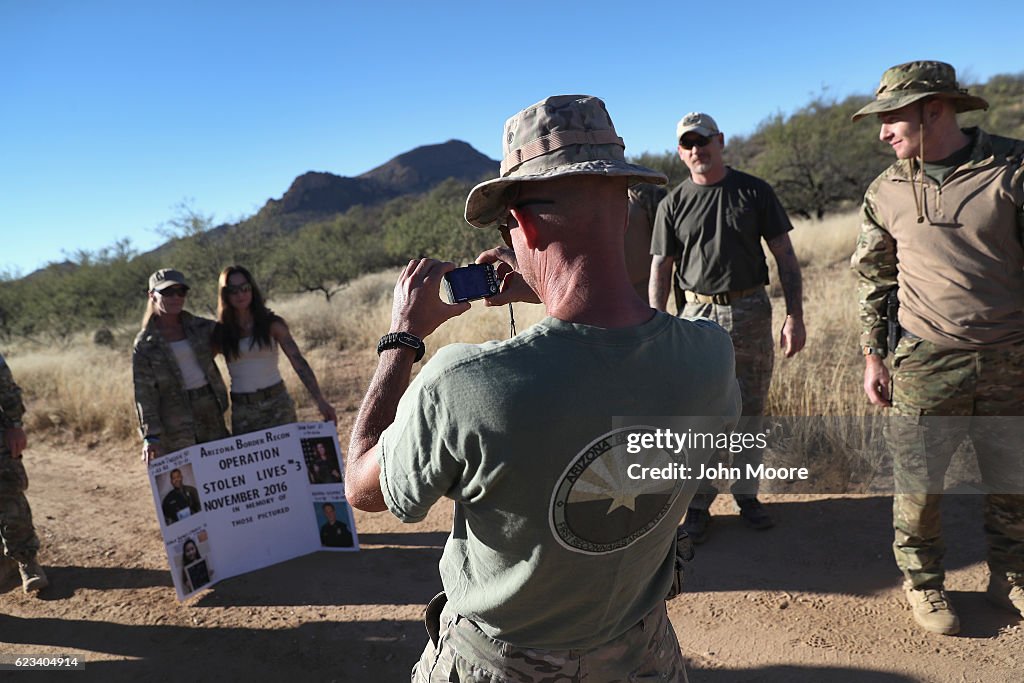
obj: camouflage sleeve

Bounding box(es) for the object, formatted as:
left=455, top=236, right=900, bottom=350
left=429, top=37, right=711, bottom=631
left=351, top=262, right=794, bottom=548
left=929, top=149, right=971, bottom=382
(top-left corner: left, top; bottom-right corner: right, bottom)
left=850, top=188, right=897, bottom=352
left=132, top=345, right=164, bottom=440
left=628, top=183, right=668, bottom=226
left=0, top=353, right=26, bottom=428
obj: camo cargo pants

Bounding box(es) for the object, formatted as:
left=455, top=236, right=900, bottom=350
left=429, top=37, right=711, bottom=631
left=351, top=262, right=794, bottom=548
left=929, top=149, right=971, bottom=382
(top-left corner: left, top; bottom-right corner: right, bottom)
left=412, top=593, right=687, bottom=682
left=0, top=449, right=40, bottom=564
left=230, top=382, right=297, bottom=436
left=682, top=288, right=774, bottom=508
left=888, top=334, right=1024, bottom=589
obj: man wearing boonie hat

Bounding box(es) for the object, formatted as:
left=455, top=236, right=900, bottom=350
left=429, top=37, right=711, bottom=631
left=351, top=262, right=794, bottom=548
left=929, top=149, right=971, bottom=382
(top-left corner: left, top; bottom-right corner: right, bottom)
left=850, top=60, right=1024, bottom=635
left=346, top=94, right=741, bottom=680
left=650, top=112, right=806, bottom=543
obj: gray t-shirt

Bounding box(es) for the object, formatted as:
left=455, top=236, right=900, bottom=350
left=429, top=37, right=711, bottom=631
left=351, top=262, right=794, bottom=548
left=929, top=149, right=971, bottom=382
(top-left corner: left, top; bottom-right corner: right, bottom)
left=379, top=313, right=740, bottom=650
left=652, top=168, right=792, bottom=294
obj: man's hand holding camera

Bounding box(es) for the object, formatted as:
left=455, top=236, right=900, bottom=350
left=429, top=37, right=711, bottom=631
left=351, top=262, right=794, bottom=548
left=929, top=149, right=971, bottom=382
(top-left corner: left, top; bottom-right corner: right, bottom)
left=475, top=246, right=541, bottom=306
left=390, top=259, right=472, bottom=339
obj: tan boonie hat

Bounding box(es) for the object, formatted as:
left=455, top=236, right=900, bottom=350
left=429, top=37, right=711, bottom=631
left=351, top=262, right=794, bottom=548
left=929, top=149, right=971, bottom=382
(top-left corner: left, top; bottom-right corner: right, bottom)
left=464, top=95, right=667, bottom=228
left=851, top=60, right=989, bottom=122
left=676, top=112, right=720, bottom=141
left=148, top=268, right=189, bottom=292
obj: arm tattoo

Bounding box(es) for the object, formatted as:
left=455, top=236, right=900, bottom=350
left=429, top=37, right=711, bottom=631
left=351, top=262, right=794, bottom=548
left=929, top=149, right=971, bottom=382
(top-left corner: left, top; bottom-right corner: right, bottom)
left=649, top=255, right=675, bottom=311
left=279, top=331, right=326, bottom=401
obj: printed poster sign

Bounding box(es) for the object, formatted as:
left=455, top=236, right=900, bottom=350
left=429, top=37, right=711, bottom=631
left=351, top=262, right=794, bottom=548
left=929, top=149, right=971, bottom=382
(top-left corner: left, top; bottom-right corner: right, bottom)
left=148, top=421, right=359, bottom=600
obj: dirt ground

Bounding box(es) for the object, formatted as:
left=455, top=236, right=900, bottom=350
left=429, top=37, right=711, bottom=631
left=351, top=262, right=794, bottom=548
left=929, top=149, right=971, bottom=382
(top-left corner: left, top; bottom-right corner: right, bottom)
left=3, top=430, right=1022, bottom=681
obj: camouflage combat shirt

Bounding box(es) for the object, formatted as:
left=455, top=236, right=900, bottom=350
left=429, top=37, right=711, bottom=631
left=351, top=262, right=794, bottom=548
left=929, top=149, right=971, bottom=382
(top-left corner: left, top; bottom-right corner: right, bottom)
left=0, top=352, right=25, bottom=430
left=852, top=128, right=1024, bottom=351
left=132, top=312, right=228, bottom=450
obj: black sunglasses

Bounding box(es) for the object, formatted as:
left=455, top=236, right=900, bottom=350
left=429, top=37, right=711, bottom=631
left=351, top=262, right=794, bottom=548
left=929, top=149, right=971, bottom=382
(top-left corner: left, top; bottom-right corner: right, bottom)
left=497, top=193, right=556, bottom=247
left=225, top=283, right=252, bottom=296
left=679, top=134, right=715, bottom=150
left=159, top=286, right=189, bottom=298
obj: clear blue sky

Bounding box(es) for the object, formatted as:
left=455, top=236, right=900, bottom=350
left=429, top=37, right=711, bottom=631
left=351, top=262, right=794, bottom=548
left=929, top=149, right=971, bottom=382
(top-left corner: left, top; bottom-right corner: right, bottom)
left=2, top=0, right=1021, bottom=275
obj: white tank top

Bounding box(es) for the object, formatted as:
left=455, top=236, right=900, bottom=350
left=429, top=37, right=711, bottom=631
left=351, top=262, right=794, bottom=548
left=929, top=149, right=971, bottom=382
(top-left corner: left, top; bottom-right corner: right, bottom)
left=227, top=337, right=283, bottom=393
left=168, top=340, right=208, bottom=390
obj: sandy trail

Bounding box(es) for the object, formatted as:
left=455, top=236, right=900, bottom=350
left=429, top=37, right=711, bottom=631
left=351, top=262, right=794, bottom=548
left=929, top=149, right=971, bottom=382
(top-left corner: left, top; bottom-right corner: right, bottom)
left=2, top=431, right=1021, bottom=682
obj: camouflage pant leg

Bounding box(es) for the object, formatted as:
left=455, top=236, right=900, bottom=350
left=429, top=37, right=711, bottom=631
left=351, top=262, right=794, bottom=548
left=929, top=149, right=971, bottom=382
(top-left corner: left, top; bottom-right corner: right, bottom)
left=890, top=337, right=1024, bottom=587
left=683, top=289, right=773, bottom=507
left=984, top=494, right=1024, bottom=580
left=975, top=342, right=1024, bottom=580
left=889, top=337, right=975, bottom=588
left=973, top=340, right=1024, bottom=493
left=231, top=390, right=297, bottom=436
left=191, top=389, right=229, bottom=445
left=412, top=602, right=686, bottom=683
left=0, top=450, right=39, bottom=564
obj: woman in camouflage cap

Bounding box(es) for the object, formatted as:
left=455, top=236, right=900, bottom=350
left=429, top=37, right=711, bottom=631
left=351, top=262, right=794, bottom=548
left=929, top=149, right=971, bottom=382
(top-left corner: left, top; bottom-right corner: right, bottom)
left=132, top=268, right=229, bottom=463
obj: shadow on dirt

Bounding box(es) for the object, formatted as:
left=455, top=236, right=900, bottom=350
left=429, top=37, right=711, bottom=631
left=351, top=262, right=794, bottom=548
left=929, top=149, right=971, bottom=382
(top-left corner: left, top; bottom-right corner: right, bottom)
left=0, top=612, right=423, bottom=681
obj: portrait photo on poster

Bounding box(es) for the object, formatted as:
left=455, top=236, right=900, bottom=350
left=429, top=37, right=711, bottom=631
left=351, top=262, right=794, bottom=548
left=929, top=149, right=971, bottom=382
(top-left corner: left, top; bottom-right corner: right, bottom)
left=174, top=528, right=214, bottom=595
left=314, top=500, right=357, bottom=550
left=303, top=437, right=342, bottom=485
left=159, top=463, right=202, bottom=527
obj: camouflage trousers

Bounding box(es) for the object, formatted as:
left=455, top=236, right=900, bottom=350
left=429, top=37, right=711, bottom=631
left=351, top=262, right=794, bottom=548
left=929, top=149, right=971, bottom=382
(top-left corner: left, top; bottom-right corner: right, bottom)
left=160, top=388, right=230, bottom=455
left=888, top=334, right=1024, bottom=589
left=412, top=593, right=687, bottom=683
left=230, top=382, right=297, bottom=436
left=0, top=449, right=40, bottom=564
left=682, top=288, right=774, bottom=508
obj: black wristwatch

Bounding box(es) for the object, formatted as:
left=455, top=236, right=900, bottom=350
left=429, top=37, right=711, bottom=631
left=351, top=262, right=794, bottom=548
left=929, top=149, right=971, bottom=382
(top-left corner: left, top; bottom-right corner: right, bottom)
left=377, top=332, right=425, bottom=362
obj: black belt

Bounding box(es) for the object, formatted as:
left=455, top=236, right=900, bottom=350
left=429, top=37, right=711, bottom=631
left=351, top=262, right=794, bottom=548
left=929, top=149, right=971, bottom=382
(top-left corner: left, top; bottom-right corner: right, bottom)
left=230, top=380, right=286, bottom=405
left=185, top=385, right=213, bottom=400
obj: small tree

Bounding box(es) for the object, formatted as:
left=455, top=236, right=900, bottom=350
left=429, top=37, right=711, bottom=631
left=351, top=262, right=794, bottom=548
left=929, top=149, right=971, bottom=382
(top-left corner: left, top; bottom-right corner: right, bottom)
left=749, top=95, right=887, bottom=219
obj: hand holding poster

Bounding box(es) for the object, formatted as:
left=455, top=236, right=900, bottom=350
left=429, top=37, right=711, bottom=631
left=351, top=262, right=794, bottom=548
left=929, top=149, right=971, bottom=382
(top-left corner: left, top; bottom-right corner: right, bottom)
left=148, top=422, right=358, bottom=600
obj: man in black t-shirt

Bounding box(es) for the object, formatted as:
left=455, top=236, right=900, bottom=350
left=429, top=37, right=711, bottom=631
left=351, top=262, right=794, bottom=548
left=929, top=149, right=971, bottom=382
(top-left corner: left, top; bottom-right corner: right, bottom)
left=650, top=112, right=806, bottom=542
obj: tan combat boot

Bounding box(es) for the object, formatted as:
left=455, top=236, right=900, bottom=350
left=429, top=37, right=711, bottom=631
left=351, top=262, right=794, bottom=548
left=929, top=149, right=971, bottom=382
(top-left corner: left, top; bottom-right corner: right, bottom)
left=904, top=581, right=959, bottom=635
left=986, top=574, right=1024, bottom=617
left=18, top=559, right=49, bottom=594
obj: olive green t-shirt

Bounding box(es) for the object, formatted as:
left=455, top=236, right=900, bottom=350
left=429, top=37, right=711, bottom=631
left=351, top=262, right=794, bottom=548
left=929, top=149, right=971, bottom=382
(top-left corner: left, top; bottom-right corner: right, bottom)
left=922, top=130, right=976, bottom=184
left=651, top=168, right=793, bottom=294
left=379, top=313, right=740, bottom=650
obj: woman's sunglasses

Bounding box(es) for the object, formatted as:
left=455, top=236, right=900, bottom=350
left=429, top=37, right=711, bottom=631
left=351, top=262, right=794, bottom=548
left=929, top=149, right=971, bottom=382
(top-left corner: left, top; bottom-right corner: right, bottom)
left=225, top=283, right=252, bottom=296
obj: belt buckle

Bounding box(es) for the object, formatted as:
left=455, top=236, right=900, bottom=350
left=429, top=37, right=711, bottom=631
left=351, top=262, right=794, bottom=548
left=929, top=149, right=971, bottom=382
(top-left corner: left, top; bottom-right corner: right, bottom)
left=711, top=292, right=730, bottom=305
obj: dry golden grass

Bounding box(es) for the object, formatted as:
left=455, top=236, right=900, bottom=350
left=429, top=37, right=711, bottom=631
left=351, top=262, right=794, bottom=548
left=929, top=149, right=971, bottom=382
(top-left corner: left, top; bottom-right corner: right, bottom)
left=766, top=210, right=864, bottom=416
left=10, top=345, right=137, bottom=440
left=5, top=209, right=872, bottom=455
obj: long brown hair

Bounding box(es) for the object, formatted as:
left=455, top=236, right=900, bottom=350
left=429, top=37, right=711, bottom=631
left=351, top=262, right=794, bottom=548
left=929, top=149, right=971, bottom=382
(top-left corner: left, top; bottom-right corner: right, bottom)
left=214, top=265, right=281, bottom=361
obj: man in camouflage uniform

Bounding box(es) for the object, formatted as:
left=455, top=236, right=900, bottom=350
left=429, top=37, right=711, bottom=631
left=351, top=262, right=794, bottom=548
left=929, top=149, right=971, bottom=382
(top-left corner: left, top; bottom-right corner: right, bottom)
left=0, top=352, right=48, bottom=593
left=650, top=112, right=806, bottom=542
left=346, top=95, right=742, bottom=682
left=851, top=60, right=1024, bottom=635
